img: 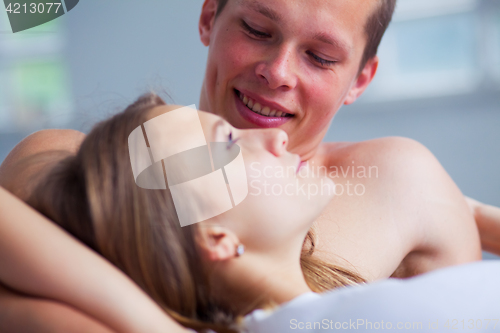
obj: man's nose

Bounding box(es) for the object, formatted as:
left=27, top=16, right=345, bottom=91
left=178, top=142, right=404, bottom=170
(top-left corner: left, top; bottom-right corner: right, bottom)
left=255, top=45, right=298, bottom=90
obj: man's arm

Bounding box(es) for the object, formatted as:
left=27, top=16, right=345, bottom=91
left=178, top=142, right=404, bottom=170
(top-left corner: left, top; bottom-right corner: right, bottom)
left=0, top=129, right=188, bottom=333
left=0, top=186, right=189, bottom=333
left=0, top=283, right=115, bottom=333
left=466, top=197, right=500, bottom=256
left=0, top=130, right=114, bottom=332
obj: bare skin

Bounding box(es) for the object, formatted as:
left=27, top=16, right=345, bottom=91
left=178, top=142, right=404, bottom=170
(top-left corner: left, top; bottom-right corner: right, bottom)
left=0, top=185, right=189, bottom=333
left=309, top=139, right=481, bottom=280
left=0, top=129, right=85, bottom=201
left=195, top=0, right=483, bottom=280
left=0, top=0, right=496, bottom=330
left=0, top=131, right=122, bottom=333
left=467, top=197, right=500, bottom=255
left=0, top=284, right=115, bottom=333
left=0, top=123, right=483, bottom=282
left=0, top=0, right=485, bottom=286
left=0, top=108, right=495, bottom=331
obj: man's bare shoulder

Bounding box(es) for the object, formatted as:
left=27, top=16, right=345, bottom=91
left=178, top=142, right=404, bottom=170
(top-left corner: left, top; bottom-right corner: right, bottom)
left=317, top=137, right=481, bottom=277
left=319, top=136, right=468, bottom=223
left=0, top=129, right=86, bottom=200
left=320, top=136, right=469, bottom=206
left=319, top=136, right=434, bottom=169
left=1, top=129, right=85, bottom=166
left=311, top=137, right=439, bottom=279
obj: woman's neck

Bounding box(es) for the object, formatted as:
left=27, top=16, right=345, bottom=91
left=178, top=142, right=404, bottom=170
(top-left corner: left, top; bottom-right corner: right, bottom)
left=258, top=259, right=312, bottom=306
left=215, top=250, right=312, bottom=315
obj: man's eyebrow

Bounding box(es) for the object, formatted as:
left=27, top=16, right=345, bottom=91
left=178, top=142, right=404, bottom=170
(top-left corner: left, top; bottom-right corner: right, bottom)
left=241, top=1, right=350, bottom=52
left=313, top=32, right=351, bottom=52
left=242, top=1, right=283, bottom=23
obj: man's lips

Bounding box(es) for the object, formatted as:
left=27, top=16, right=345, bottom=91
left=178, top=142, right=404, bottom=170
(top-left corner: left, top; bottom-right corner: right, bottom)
left=235, top=89, right=294, bottom=117
left=234, top=89, right=294, bottom=128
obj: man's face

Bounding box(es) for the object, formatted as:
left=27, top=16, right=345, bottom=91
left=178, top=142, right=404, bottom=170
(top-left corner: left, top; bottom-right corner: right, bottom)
left=199, top=0, right=378, bottom=159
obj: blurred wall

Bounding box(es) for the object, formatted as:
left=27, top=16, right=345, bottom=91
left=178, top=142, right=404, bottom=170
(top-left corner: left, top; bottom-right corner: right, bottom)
left=65, top=0, right=208, bottom=123
left=0, top=0, right=499, bottom=258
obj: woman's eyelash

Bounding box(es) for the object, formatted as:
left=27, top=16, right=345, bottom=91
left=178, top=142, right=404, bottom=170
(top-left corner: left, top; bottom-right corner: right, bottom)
left=227, top=131, right=239, bottom=149
left=306, top=50, right=337, bottom=67
left=241, top=20, right=270, bottom=38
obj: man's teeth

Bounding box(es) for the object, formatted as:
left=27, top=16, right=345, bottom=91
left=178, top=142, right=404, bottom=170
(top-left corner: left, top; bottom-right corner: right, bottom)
left=238, top=91, right=290, bottom=117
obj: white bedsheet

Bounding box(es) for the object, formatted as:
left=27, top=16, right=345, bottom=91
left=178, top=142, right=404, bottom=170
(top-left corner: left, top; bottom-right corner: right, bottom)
left=241, top=261, right=500, bottom=332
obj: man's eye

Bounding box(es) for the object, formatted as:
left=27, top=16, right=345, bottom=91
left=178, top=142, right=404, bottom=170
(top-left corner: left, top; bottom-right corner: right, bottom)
left=306, top=50, right=337, bottom=67
left=241, top=20, right=270, bottom=38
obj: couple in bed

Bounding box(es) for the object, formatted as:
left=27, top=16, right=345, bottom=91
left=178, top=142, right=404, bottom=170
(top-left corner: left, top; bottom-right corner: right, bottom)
left=1, top=0, right=499, bottom=332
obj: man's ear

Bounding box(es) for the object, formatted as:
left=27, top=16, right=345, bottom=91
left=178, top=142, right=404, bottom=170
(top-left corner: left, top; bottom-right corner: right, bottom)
left=199, top=0, right=218, bottom=47
left=344, top=56, right=379, bottom=105
left=197, top=225, right=240, bottom=262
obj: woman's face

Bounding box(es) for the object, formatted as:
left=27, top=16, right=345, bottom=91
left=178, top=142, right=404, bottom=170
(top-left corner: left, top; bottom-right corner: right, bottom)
left=147, top=105, right=334, bottom=251
left=196, top=110, right=335, bottom=251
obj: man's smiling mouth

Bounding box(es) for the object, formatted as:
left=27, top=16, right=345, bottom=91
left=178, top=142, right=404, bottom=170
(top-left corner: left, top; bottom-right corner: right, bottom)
left=235, top=90, right=293, bottom=118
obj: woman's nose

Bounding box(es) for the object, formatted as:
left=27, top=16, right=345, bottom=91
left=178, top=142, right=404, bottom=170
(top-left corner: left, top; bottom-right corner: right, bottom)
left=261, top=128, right=289, bottom=157
left=255, top=46, right=298, bottom=90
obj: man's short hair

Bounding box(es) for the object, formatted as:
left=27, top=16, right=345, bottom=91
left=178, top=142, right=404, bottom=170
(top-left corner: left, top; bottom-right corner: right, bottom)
left=215, top=0, right=397, bottom=74
left=361, top=0, right=397, bottom=73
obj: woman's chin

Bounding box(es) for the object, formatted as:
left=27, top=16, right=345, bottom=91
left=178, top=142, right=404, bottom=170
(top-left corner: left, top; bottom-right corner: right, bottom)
left=312, top=177, right=336, bottom=214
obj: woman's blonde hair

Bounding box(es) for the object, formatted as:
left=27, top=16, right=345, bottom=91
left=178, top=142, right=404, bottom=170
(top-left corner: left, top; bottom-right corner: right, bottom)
left=28, top=93, right=365, bottom=333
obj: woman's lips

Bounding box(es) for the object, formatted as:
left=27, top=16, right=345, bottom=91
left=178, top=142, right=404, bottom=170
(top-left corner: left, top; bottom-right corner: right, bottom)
left=234, top=89, right=293, bottom=128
